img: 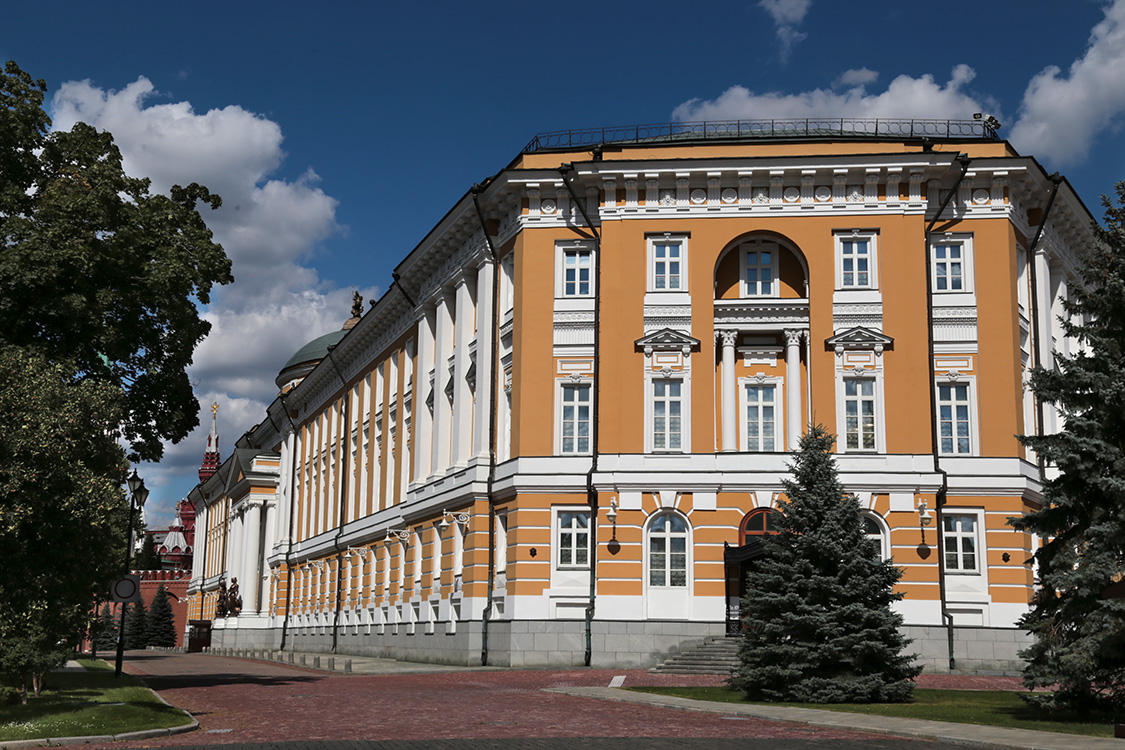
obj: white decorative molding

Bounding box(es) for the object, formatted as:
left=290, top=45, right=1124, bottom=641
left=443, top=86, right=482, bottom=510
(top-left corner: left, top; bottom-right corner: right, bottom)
left=553, top=310, right=595, bottom=346
left=832, top=302, right=884, bottom=332
left=714, top=299, right=810, bottom=329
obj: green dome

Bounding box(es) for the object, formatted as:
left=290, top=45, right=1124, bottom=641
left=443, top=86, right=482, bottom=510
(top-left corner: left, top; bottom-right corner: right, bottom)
left=281, top=329, right=348, bottom=371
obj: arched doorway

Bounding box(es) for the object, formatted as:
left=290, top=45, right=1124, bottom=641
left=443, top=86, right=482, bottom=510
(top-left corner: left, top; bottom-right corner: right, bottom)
left=724, top=508, right=782, bottom=634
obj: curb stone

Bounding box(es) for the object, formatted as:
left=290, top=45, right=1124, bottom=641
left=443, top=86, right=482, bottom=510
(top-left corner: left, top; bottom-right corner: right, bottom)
left=546, top=686, right=1124, bottom=750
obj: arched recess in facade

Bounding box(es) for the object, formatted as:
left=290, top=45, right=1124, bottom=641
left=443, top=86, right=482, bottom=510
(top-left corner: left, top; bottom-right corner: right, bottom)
left=712, top=232, right=811, bottom=453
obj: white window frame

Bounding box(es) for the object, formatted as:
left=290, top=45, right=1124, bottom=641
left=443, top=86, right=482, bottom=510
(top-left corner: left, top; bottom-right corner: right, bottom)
left=931, top=233, right=974, bottom=294
left=936, top=376, right=978, bottom=456
left=556, top=378, right=593, bottom=455
left=650, top=377, right=684, bottom=453
left=835, top=230, right=879, bottom=291
left=647, top=233, right=688, bottom=293
left=835, top=371, right=886, bottom=454
left=555, top=242, right=595, bottom=299
left=943, top=511, right=982, bottom=574
left=860, top=511, right=891, bottom=561
left=554, top=508, right=591, bottom=570
left=740, top=239, right=781, bottom=298
left=646, top=511, right=691, bottom=589
left=739, top=376, right=784, bottom=452
left=643, top=372, right=691, bottom=453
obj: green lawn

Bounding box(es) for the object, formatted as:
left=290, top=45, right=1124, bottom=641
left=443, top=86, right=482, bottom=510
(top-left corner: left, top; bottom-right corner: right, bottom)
left=627, top=686, right=1117, bottom=738
left=0, top=659, right=192, bottom=742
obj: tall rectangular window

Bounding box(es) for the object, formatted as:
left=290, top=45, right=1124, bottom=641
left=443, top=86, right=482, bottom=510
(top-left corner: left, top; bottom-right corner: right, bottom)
left=844, top=378, right=876, bottom=451
left=652, top=379, right=682, bottom=451
left=652, top=241, right=682, bottom=290
left=745, top=384, right=777, bottom=452
left=934, top=242, right=965, bottom=291
left=745, top=248, right=773, bottom=296
left=558, top=511, right=590, bottom=568
left=560, top=384, right=591, bottom=454
left=938, top=384, right=971, bottom=454
left=943, top=514, right=978, bottom=572
left=840, top=238, right=871, bottom=288
left=563, top=249, right=592, bottom=297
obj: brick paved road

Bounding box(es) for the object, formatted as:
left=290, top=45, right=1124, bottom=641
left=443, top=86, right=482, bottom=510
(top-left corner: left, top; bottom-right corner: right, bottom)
left=58, top=652, right=968, bottom=749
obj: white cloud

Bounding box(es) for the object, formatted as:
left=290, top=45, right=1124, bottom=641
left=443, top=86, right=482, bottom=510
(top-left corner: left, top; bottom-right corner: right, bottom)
left=758, top=0, right=812, bottom=61
left=1009, top=0, right=1125, bottom=166
left=673, top=65, right=995, bottom=123
left=836, top=68, right=879, bottom=88
left=50, top=78, right=370, bottom=526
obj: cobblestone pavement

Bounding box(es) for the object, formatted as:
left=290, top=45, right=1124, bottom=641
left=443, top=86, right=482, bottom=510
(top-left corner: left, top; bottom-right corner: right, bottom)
left=53, top=652, right=965, bottom=749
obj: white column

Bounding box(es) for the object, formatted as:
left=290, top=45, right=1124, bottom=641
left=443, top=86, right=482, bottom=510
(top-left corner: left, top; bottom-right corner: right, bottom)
left=242, top=500, right=262, bottom=614
left=474, top=258, right=495, bottom=460
left=785, top=329, right=803, bottom=450
left=1034, top=249, right=1053, bottom=371
left=228, top=506, right=244, bottom=589
left=261, top=500, right=277, bottom=612
left=720, top=331, right=738, bottom=452
left=191, top=503, right=207, bottom=583
left=414, top=306, right=435, bottom=481
left=431, top=290, right=454, bottom=476
left=452, top=270, right=476, bottom=467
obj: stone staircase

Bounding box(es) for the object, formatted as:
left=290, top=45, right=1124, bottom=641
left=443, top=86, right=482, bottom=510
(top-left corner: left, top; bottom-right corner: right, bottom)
left=650, top=635, right=741, bottom=674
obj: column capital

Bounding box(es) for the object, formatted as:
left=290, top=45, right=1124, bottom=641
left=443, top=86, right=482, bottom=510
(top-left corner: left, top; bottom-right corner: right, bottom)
left=717, top=330, right=739, bottom=346
left=783, top=329, right=804, bottom=347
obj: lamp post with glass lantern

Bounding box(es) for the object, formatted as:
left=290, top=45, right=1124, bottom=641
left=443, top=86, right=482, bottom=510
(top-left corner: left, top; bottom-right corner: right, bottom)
left=115, top=469, right=148, bottom=678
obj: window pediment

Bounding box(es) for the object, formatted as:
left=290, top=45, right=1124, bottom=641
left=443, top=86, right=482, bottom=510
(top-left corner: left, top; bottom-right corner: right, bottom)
left=825, top=327, right=894, bottom=354
left=635, top=328, right=701, bottom=355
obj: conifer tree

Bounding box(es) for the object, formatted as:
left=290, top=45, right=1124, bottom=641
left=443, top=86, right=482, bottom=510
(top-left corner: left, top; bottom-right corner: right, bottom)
left=1014, top=182, right=1125, bottom=714
left=728, top=424, right=919, bottom=703
left=124, top=599, right=148, bottom=650
left=93, top=604, right=118, bottom=652
left=145, top=585, right=177, bottom=648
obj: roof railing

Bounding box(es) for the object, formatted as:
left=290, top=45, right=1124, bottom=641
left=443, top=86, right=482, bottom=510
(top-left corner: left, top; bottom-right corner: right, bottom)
left=523, top=118, right=998, bottom=153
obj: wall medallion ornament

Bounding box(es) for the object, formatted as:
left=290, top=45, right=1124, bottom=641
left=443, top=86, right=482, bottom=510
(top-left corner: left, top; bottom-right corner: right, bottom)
left=689, top=188, right=707, bottom=205
left=972, top=189, right=990, bottom=205
left=540, top=198, right=557, bottom=214
left=721, top=188, right=737, bottom=204
left=815, top=186, right=832, bottom=202
left=659, top=189, right=676, bottom=206
left=847, top=185, right=863, bottom=202
left=752, top=187, right=769, bottom=204
left=783, top=187, right=800, bottom=203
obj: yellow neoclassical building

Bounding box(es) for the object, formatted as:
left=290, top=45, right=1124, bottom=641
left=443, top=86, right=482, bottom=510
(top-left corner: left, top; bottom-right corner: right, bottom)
left=186, top=119, right=1094, bottom=671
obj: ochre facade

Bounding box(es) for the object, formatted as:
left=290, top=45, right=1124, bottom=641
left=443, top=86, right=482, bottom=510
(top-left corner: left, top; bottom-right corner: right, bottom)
left=186, top=122, right=1094, bottom=669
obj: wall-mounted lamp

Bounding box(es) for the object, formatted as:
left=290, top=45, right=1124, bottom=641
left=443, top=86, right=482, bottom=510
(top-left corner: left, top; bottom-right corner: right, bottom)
left=917, top=498, right=933, bottom=545
left=345, top=546, right=368, bottom=559
left=387, top=528, right=411, bottom=541
left=606, top=497, right=619, bottom=523
left=439, top=510, right=470, bottom=530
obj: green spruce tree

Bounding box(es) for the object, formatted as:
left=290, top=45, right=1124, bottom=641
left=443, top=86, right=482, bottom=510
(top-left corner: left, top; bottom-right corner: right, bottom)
left=729, top=424, right=919, bottom=703
left=124, top=599, right=148, bottom=650
left=145, top=585, right=177, bottom=648
left=1014, top=182, right=1125, bottom=714
left=93, top=604, right=118, bottom=653
left=135, top=534, right=163, bottom=571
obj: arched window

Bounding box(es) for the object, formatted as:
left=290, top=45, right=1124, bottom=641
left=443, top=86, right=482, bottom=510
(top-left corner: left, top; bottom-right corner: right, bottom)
left=739, top=508, right=781, bottom=545
left=861, top=512, right=890, bottom=560
left=648, top=513, right=689, bottom=587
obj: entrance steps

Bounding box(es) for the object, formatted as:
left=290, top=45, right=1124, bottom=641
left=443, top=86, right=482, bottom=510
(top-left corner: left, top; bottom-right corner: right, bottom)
left=650, top=635, right=741, bottom=675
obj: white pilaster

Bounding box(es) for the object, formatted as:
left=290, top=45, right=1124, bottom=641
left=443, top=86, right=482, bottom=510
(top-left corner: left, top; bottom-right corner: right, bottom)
left=243, top=500, right=262, bottom=614
left=228, top=506, right=244, bottom=590
left=261, top=500, right=276, bottom=609
left=474, top=258, right=495, bottom=460
left=431, top=290, right=454, bottom=476
left=414, top=306, right=436, bottom=482
left=720, top=331, right=738, bottom=452
left=785, top=329, right=803, bottom=450
left=452, top=271, right=476, bottom=467
left=1034, top=249, right=1053, bottom=371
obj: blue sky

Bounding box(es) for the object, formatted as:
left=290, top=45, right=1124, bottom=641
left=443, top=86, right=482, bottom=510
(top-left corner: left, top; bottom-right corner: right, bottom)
left=4, top=0, right=1125, bottom=527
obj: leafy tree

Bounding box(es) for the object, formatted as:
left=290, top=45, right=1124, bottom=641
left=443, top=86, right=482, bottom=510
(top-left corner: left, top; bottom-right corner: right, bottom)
left=0, top=613, right=71, bottom=703
left=0, top=346, right=129, bottom=635
left=93, top=604, right=118, bottom=653
left=0, top=60, right=233, bottom=462
left=146, top=585, right=177, bottom=648
left=1014, top=182, right=1125, bottom=714
left=124, top=599, right=148, bottom=650
left=729, top=425, right=920, bottom=703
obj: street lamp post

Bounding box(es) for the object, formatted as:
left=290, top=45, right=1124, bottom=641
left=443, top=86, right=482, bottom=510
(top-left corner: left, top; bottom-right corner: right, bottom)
left=115, top=469, right=148, bottom=678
